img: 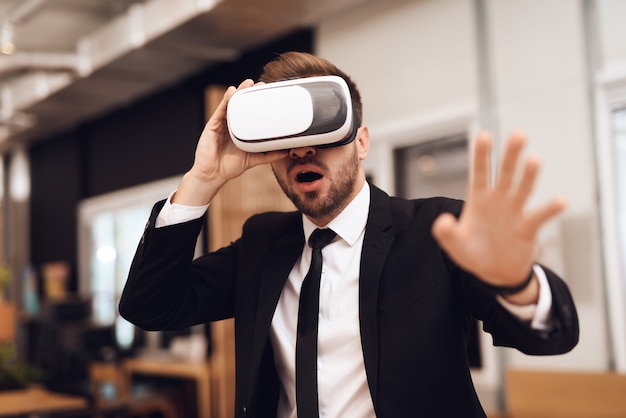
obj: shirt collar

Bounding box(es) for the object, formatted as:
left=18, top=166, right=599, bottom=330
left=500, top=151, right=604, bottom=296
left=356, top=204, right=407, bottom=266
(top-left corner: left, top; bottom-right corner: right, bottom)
left=302, top=182, right=370, bottom=247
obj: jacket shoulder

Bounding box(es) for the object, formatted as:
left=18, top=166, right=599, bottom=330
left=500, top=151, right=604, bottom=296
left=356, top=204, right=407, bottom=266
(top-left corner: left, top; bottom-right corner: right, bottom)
left=388, top=194, right=464, bottom=223
left=370, top=182, right=462, bottom=218
left=242, top=210, right=302, bottom=237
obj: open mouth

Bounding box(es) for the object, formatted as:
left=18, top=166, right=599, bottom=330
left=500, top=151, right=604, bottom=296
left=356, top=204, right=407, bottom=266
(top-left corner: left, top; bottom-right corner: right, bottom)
left=296, top=171, right=323, bottom=183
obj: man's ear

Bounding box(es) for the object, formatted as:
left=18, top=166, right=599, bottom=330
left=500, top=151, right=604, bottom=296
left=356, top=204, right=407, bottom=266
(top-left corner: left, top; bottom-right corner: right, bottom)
left=356, top=126, right=370, bottom=160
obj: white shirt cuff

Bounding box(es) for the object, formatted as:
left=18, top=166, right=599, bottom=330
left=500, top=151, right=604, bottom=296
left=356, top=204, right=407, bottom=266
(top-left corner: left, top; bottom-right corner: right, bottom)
left=496, top=264, right=553, bottom=331
left=155, top=190, right=210, bottom=228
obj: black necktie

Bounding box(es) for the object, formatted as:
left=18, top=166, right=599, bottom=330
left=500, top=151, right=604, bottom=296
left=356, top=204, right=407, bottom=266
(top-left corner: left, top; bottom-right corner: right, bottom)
left=296, top=228, right=337, bottom=418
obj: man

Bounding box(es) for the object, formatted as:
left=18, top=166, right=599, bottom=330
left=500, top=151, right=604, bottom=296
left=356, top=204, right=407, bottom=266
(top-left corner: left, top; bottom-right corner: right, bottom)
left=119, top=52, right=579, bottom=417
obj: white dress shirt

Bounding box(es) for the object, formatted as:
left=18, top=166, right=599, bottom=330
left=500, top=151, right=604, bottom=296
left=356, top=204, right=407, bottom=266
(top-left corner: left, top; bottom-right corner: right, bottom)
left=156, top=184, right=553, bottom=417
left=270, top=183, right=375, bottom=418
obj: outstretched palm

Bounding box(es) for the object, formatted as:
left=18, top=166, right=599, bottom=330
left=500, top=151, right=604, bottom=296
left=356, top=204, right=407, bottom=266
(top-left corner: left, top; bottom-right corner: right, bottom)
left=432, top=131, right=566, bottom=287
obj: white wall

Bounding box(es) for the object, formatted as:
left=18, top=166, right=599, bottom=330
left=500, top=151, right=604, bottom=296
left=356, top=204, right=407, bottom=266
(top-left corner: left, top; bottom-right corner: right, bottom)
left=486, top=0, right=608, bottom=372
left=593, top=0, right=626, bottom=371
left=596, top=0, right=626, bottom=68
left=316, top=0, right=624, bottom=377
left=317, top=0, right=479, bottom=193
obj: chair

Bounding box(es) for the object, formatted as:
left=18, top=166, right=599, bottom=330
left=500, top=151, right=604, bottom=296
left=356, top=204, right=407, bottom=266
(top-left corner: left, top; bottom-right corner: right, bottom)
left=89, top=362, right=180, bottom=418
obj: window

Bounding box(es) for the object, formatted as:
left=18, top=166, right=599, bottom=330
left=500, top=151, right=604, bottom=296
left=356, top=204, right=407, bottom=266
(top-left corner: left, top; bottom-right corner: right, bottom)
left=394, top=134, right=469, bottom=201
left=77, top=176, right=202, bottom=351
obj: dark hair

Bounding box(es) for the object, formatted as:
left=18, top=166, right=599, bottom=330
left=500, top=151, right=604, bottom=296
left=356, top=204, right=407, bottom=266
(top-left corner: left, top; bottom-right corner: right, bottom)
left=259, top=51, right=363, bottom=126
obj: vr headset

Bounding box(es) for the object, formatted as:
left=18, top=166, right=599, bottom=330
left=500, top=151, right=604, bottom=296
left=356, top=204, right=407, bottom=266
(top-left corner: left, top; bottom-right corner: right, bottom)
left=227, top=75, right=358, bottom=152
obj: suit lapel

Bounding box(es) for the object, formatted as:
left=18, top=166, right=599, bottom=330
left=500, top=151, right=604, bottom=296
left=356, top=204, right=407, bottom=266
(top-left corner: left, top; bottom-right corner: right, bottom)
left=243, top=186, right=395, bottom=408
left=247, top=217, right=304, bottom=399
left=359, top=184, right=394, bottom=411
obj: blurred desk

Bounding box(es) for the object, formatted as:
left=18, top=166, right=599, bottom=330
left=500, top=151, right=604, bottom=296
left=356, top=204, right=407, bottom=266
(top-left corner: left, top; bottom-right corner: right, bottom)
left=122, top=357, right=211, bottom=418
left=0, top=386, right=88, bottom=417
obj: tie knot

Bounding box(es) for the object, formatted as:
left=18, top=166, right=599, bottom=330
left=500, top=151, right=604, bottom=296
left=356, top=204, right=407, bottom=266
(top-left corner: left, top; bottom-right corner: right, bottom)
left=308, top=228, right=337, bottom=250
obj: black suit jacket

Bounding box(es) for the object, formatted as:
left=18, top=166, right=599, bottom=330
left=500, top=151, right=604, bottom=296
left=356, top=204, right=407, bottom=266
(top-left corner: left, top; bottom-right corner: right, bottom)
left=120, top=183, right=579, bottom=418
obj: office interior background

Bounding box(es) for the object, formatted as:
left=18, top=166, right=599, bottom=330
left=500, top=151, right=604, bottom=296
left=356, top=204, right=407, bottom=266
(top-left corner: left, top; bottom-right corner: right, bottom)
left=0, top=0, right=625, bottom=416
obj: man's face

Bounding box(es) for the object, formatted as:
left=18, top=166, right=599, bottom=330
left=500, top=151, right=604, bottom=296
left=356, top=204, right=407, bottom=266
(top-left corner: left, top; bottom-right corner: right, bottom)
left=271, top=127, right=369, bottom=225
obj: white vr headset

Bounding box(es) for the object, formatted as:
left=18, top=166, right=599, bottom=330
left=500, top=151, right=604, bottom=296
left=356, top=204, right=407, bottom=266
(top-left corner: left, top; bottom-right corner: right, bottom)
left=227, top=75, right=358, bottom=152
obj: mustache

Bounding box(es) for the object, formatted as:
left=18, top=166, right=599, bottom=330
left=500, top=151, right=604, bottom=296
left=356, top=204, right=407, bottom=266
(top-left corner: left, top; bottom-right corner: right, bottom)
left=287, top=156, right=328, bottom=173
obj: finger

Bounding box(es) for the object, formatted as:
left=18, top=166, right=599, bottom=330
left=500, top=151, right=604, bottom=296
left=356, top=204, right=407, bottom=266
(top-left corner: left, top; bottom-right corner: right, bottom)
left=496, top=131, right=526, bottom=192
left=513, top=155, right=540, bottom=208
left=471, top=131, right=493, bottom=192
left=215, top=85, right=236, bottom=117
left=222, top=79, right=254, bottom=109
left=207, top=80, right=254, bottom=131
left=237, top=78, right=255, bottom=90
left=204, top=85, right=237, bottom=132
left=526, top=197, right=567, bottom=233
left=248, top=150, right=289, bottom=168
left=431, top=212, right=459, bottom=249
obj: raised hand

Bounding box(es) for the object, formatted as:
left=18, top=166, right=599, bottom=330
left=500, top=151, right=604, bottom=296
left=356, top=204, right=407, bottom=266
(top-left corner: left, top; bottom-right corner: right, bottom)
left=173, top=79, right=288, bottom=206
left=431, top=130, right=566, bottom=300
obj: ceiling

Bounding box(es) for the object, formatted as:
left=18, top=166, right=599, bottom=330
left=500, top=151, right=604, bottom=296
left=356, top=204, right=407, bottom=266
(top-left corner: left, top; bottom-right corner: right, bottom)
left=0, top=0, right=372, bottom=152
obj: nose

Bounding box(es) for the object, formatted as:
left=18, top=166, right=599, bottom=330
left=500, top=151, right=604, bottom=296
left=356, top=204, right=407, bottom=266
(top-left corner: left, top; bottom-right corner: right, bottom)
left=289, top=146, right=317, bottom=159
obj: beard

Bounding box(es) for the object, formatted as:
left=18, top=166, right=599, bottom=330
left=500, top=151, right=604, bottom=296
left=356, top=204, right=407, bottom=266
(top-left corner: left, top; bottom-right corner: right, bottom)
left=273, top=145, right=361, bottom=222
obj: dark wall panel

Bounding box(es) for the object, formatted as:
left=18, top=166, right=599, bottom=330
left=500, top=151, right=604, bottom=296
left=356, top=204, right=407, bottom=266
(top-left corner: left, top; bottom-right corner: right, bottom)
left=85, top=84, right=202, bottom=197
left=30, top=131, right=81, bottom=272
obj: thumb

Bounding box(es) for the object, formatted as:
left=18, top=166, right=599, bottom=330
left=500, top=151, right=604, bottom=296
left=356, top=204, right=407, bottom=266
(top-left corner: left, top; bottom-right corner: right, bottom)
left=431, top=212, right=457, bottom=247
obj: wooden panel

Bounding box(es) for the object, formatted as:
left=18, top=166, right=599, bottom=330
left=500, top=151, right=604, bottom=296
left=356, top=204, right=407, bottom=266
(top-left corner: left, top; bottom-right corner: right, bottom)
left=506, top=369, right=626, bottom=418
left=0, top=302, right=16, bottom=343
left=204, top=85, right=295, bottom=418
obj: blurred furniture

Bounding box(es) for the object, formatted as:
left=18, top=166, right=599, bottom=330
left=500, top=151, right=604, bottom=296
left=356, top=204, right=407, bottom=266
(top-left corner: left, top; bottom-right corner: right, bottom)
left=0, top=385, right=88, bottom=417
left=24, top=302, right=113, bottom=401
left=90, top=361, right=179, bottom=418
left=122, top=358, right=207, bottom=418
left=506, top=369, right=626, bottom=417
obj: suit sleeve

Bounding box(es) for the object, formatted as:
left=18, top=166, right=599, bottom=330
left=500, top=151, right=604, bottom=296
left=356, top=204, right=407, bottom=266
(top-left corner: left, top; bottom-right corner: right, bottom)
left=119, top=200, right=239, bottom=331
left=437, top=199, right=580, bottom=355
left=465, top=263, right=579, bottom=355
